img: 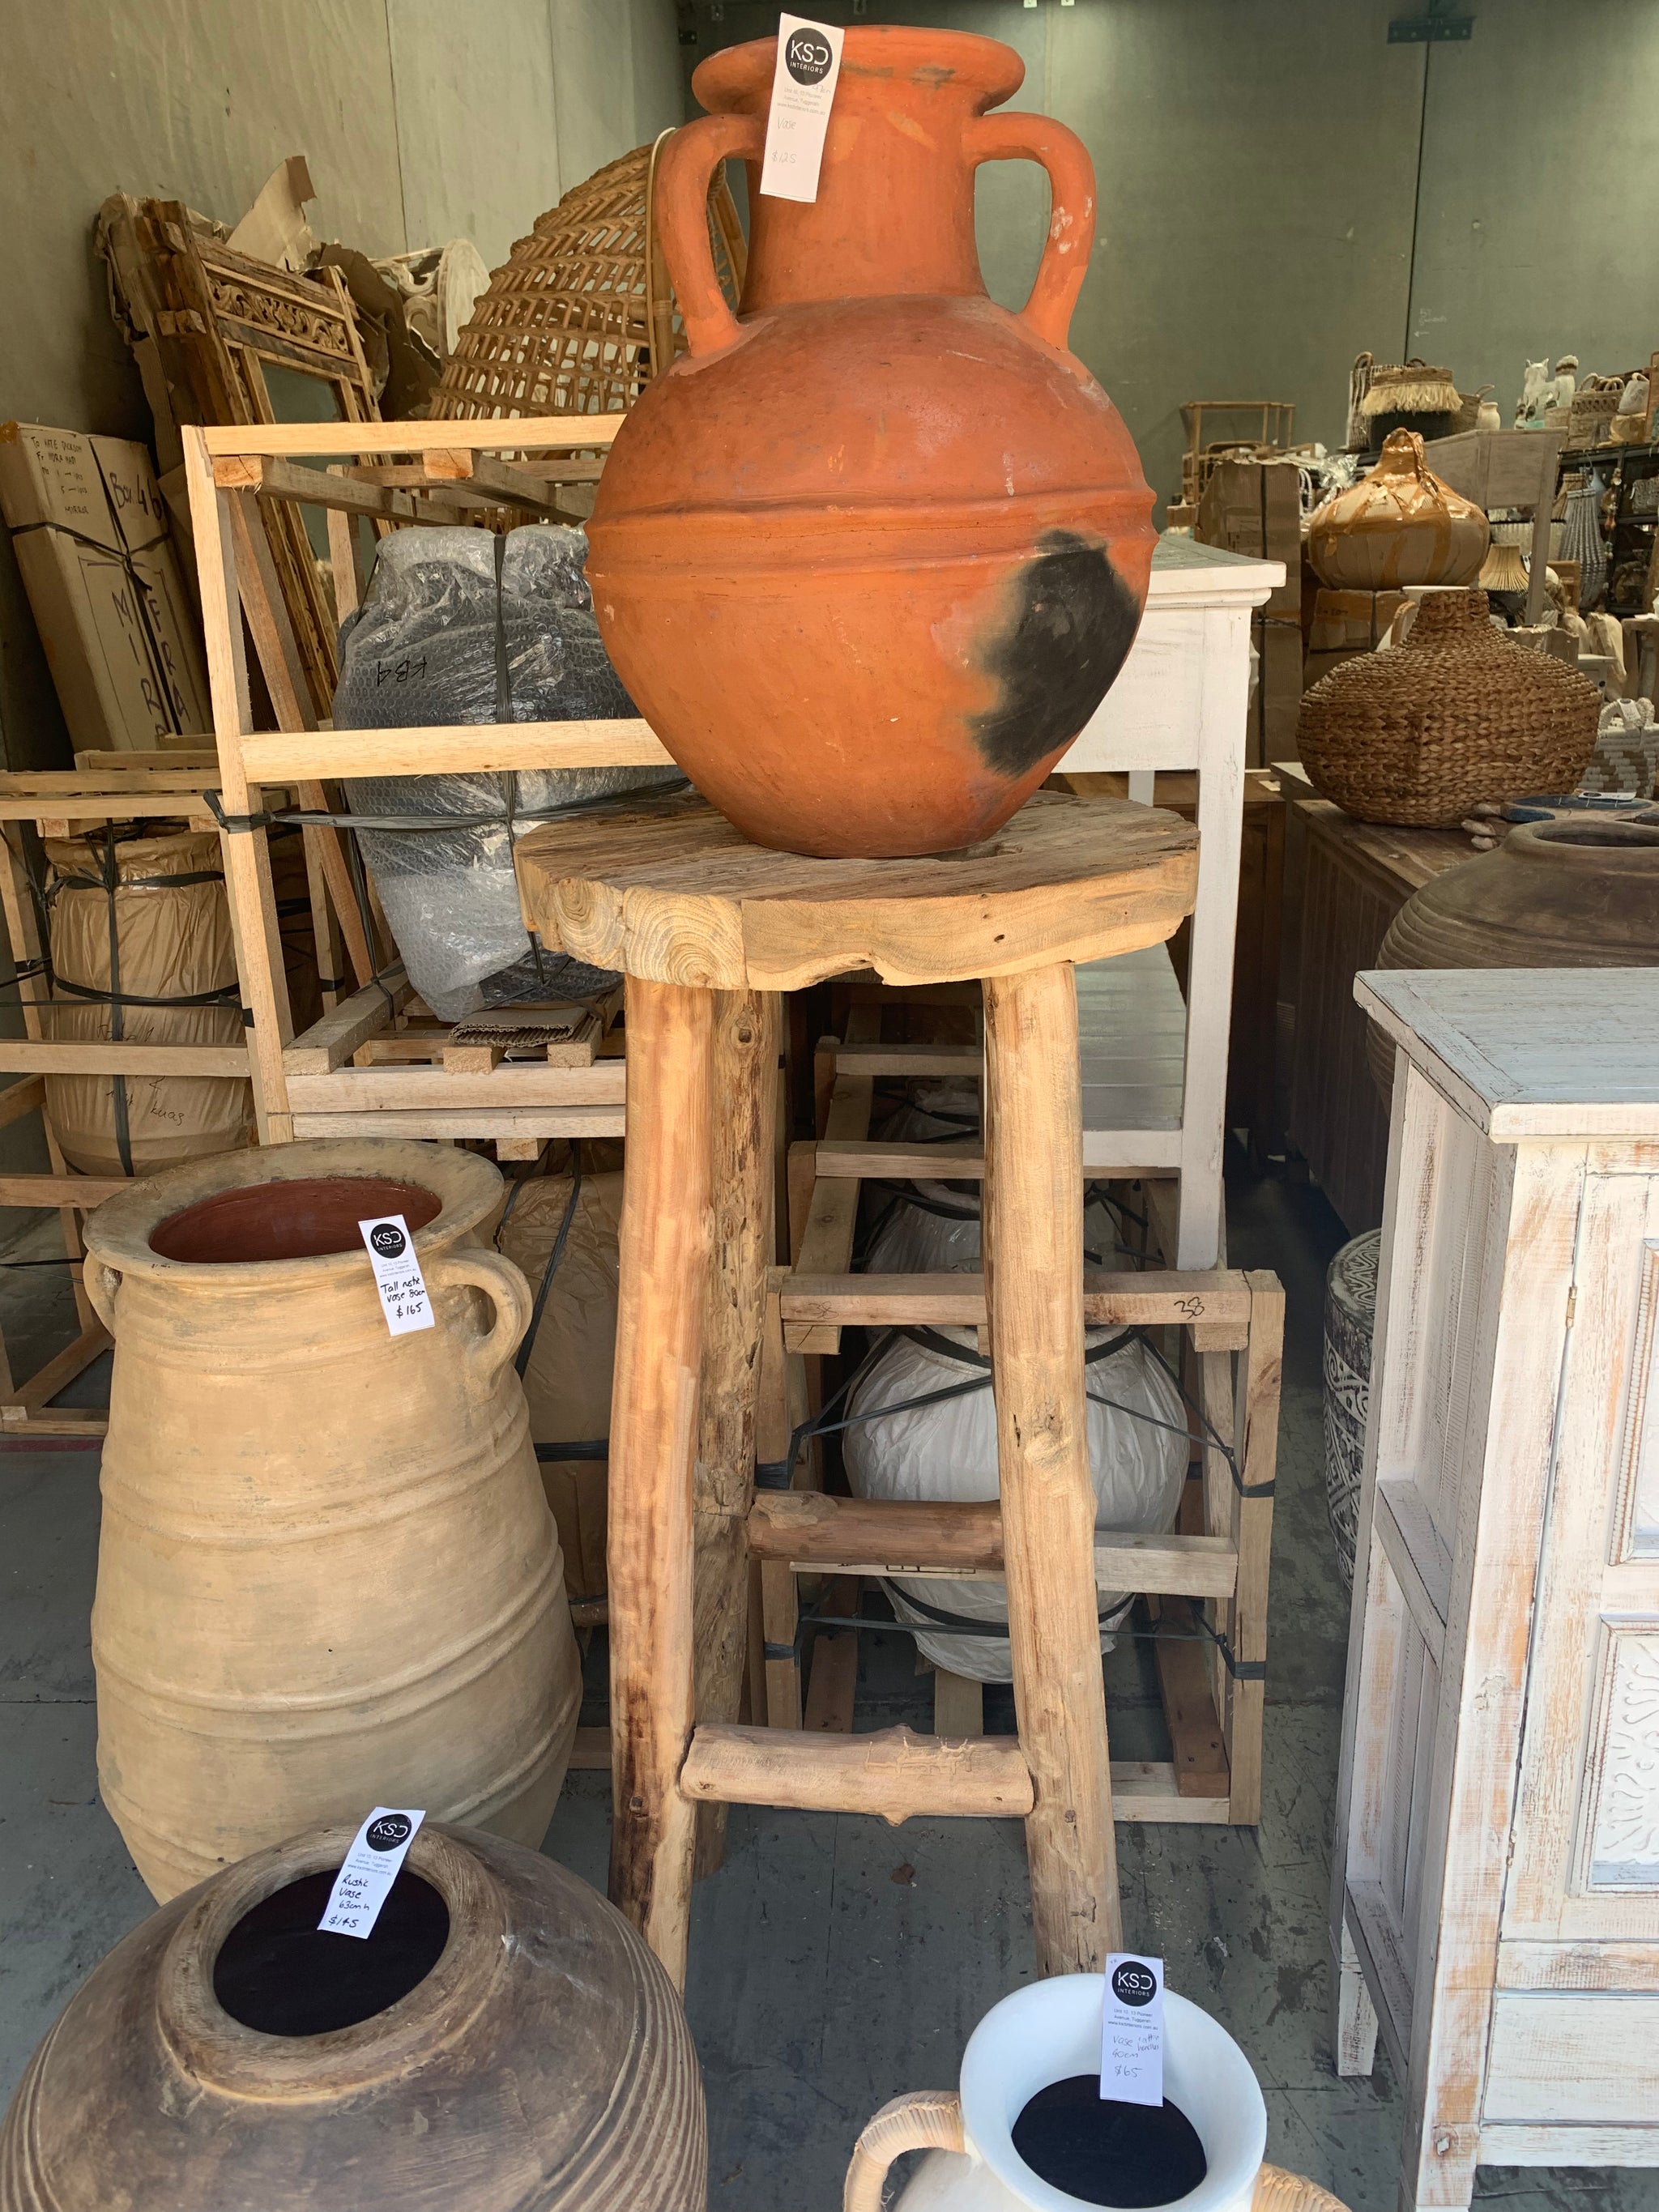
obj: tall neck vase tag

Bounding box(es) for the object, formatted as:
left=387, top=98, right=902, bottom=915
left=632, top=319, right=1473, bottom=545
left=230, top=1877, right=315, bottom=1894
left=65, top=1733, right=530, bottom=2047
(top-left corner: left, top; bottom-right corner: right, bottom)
left=1102, top=1954, right=1165, bottom=2108
left=318, top=1808, right=426, bottom=1939
left=358, top=1214, right=435, bottom=1336
left=760, top=15, right=844, bottom=203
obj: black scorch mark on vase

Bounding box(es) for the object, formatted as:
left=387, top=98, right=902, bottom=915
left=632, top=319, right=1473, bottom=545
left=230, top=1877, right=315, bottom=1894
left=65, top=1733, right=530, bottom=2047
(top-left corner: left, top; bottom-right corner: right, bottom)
left=970, top=531, right=1142, bottom=778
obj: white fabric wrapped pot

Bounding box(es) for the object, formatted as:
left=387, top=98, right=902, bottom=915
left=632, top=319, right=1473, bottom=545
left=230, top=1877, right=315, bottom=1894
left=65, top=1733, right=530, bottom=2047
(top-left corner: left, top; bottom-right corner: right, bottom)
left=851, top=1166, right=1183, bottom=1681
left=846, top=1975, right=1269, bottom=2212
left=842, top=1323, right=1187, bottom=1681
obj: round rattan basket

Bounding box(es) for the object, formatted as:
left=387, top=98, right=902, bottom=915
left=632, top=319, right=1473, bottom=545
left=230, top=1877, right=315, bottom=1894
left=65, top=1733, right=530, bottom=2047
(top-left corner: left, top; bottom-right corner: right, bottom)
left=1297, top=587, right=1601, bottom=826
left=433, top=137, right=745, bottom=420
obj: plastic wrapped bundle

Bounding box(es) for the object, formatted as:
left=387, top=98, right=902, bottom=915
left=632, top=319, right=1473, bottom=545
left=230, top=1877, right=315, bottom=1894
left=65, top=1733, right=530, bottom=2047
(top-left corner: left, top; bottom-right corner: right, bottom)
left=847, top=1183, right=1186, bottom=1681
left=334, top=526, right=684, bottom=1018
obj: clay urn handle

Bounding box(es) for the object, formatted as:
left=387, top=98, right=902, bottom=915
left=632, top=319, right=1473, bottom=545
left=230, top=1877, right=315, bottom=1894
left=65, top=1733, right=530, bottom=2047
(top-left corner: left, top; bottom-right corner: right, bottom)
left=85, top=1262, right=122, bottom=1336
left=426, top=1247, right=534, bottom=1383
left=844, top=2091, right=966, bottom=2212
left=651, top=114, right=765, bottom=358
left=966, top=111, right=1097, bottom=350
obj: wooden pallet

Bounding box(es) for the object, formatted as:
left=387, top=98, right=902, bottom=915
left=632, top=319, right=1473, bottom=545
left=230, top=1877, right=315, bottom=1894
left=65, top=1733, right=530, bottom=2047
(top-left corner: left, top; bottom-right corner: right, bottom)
left=753, top=1015, right=1280, bottom=1826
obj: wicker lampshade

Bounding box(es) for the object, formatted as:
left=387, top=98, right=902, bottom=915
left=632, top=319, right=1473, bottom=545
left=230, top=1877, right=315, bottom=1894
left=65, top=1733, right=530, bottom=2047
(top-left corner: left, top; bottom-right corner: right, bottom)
left=1478, top=519, right=1530, bottom=595
left=433, top=136, right=746, bottom=420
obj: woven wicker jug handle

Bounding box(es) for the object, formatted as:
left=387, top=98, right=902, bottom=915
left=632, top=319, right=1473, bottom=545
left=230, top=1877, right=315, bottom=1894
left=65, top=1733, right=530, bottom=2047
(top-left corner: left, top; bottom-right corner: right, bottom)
left=845, top=2091, right=966, bottom=2212
left=425, top=1249, right=533, bottom=1383
left=966, top=111, right=1096, bottom=350
left=653, top=114, right=763, bottom=358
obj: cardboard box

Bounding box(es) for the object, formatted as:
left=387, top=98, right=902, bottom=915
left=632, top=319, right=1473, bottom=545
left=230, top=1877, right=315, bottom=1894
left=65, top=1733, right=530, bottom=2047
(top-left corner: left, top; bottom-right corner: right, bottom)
left=1196, top=458, right=1303, bottom=620
left=1308, top=587, right=1410, bottom=654
left=0, top=423, right=211, bottom=751
left=1252, top=615, right=1303, bottom=768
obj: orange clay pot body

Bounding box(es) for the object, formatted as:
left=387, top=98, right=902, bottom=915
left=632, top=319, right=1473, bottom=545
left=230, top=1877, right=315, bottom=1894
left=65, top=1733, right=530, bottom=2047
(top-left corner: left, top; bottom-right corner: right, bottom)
left=586, top=28, right=1156, bottom=859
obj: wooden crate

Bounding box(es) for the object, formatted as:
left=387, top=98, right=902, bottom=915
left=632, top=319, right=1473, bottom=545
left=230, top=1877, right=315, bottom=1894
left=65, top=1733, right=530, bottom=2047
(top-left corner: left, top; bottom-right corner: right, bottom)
left=181, top=414, right=653, bottom=1151
left=0, top=758, right=263, bottom=1438
left=750, top=1018, right=1281, bottom=1828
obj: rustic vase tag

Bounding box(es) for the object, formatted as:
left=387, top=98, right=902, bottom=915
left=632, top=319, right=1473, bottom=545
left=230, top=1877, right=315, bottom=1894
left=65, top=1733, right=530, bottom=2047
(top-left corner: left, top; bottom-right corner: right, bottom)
left=358, top=1214, right=434, bottom=1336
left=1101, top=1953, right=1165, bottom=2107
left=760, top=15, right=844, bottom=203
left=318, top=1807, right=425, bottom=1939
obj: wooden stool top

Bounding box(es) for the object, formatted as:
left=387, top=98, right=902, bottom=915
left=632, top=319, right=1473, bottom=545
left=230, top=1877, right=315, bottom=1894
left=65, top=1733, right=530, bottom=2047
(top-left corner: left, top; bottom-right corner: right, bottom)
left=515, top=791, right=1197, bottom=990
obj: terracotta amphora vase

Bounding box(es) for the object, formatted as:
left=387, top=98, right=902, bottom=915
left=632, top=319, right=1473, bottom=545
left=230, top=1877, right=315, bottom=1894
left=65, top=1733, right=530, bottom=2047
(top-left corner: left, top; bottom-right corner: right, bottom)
left=0, top=1819, right=706, bottom=2212
left=83, top=1140, right=581, bottom=1901
left=586, top=26, right=1157, bottom=859
left=1366, top=817, right=1659, bottom=1101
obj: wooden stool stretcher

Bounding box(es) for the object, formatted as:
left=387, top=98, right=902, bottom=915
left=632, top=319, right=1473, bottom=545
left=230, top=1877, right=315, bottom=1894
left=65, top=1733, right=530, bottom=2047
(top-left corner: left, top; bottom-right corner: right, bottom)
left=516, top=791, right=1200, bottom=1988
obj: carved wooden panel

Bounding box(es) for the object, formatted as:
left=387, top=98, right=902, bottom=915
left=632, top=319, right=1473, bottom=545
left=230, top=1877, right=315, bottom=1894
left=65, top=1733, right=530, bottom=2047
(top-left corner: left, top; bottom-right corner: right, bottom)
left=1581, top=1629, right=1659, bottom=1890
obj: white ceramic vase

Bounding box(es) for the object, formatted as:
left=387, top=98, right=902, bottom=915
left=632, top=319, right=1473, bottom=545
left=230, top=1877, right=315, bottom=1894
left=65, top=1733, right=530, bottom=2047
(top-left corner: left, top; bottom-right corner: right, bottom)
left=847, top=1976, right=1268, bottom=2212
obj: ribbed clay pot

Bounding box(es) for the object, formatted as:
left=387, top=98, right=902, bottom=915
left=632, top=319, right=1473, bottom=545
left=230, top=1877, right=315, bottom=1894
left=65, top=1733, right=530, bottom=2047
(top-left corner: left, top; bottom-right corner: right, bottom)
left=1298, top=587, right=1600, bottom=826
left=1307, top=430, right=1489, bottom=590
left=0, top=1818, right=706, bottom=2212
left=83, top=1140, right=580, bottom=1901
left=1367, top=819, right=1659, bottom=1100
left=586, top=26, right=1157, bottom=859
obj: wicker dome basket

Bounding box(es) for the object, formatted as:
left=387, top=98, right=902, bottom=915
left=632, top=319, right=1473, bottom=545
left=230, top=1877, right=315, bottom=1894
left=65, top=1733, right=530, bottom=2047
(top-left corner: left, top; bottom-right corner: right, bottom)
left=433, top=137, right=745, bottom=420
left=1297, top=587, right=1600, bottom=827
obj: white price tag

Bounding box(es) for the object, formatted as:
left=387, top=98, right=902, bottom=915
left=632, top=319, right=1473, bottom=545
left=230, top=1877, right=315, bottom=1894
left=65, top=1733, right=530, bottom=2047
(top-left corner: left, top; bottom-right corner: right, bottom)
left=358, top=1214, right=434, bottom=1336
left=760, top=15, right=844, bottom=203
left=1101, top=1953, right=1165, bottom=2108
left=317, top=1807, right=425, bottom=1940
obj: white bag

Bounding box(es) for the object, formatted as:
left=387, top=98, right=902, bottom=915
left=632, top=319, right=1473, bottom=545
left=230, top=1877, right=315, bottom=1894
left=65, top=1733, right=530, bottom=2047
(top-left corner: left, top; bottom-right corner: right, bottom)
left=848, top=1174, right=1186, bottom=1681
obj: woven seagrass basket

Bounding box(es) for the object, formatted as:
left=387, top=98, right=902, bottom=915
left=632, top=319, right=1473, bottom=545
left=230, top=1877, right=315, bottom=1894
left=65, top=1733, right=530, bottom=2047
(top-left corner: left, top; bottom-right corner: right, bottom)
left=1297, top=587, right=1601, bottom=827
left=433, top=137, right=745, bottom=420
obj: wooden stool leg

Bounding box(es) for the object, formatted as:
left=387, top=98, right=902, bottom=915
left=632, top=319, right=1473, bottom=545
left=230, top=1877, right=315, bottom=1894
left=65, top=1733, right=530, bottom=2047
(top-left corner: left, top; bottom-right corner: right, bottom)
left=983, top=961, right=1123, bottom=1974
left=607, top=977, right=715, bottom=1986
left=692, top=988, right=780, bottom=1878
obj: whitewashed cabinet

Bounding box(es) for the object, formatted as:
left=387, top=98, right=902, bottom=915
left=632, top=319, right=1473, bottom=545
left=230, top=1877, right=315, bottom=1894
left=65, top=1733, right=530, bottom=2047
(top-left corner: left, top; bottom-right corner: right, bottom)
left=1331, top=969, right=1659, bottom=2212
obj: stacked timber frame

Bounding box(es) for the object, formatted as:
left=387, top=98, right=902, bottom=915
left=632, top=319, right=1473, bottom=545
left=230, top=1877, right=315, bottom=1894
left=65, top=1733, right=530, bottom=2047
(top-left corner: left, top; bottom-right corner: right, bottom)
left=0, top=751, right=256, bottom=1437
left=751, top=1011, right=1281, bottom=1827
left=183, top=415, right=652, bottom=1150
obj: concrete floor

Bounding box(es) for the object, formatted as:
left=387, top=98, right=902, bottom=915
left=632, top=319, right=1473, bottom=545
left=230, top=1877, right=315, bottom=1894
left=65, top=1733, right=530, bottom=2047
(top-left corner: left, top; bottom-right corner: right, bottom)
left=2, top=1178, right=1656, bottom=2212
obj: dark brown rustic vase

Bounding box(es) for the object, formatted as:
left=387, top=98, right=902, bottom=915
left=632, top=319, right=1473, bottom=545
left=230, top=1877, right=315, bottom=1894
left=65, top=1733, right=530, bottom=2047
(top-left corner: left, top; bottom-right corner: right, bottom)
left=0, top=1820, right=705, bottom=2212
left=1298, top=587, right=1600, bottom=827
left=1367, top=818, right=1659, bottom=1099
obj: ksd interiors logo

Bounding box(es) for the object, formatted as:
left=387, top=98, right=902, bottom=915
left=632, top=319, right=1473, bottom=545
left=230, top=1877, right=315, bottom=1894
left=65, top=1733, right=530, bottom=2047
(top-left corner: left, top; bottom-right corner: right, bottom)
left=785, top=25, right=834, bottom=84
left=365, top=1812, right=414, bottom=1852
left=368, top=1221, right=407, bottom=1260
left=1110, top=1958, right=1158, bottom=2008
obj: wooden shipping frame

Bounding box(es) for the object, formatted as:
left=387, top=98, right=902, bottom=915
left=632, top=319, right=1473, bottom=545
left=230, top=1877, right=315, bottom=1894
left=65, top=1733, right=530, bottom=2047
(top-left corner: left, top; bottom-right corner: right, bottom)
left=184, top=414, right=652, bottom=1151
left=748, top=1014, right=1281, bottom=1826
left=0, top=753, right=258, bottom=1437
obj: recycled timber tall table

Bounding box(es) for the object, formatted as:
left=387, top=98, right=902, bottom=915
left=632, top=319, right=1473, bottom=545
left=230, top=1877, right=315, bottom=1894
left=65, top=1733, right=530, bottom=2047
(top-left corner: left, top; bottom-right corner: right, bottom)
left=516, top=790, right=1201, bottom=1988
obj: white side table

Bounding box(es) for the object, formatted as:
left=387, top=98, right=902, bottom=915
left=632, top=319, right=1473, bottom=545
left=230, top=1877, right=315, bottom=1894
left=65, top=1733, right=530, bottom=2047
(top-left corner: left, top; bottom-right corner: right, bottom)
left=1331, top=966, right=1659, bottom=2212
left=1059, top=534, right=1282, bottom=1268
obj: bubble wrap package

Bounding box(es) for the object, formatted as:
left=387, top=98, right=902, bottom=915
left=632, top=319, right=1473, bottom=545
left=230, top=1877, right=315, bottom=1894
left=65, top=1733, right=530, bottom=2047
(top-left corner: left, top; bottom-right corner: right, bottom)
left=332, top=526, right=684, bottom=1018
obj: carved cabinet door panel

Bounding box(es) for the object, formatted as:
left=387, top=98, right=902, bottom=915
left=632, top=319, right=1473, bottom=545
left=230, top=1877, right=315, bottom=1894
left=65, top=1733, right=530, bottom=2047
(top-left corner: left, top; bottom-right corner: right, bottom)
left=1505, top=1164, right=1659, bottom=1946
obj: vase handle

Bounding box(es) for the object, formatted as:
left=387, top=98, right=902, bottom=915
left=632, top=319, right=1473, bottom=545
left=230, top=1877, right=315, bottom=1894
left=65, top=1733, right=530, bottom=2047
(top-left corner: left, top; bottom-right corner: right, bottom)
left=426, top=1248, right=534, bottom=1383
left=85, top=1263, right=121, bottom=1337
left=967, top=111, right=1097, bottom=351
left=652, top=115, right=763, bottom=359
left=844, top=2091, right=966, bottom=2212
